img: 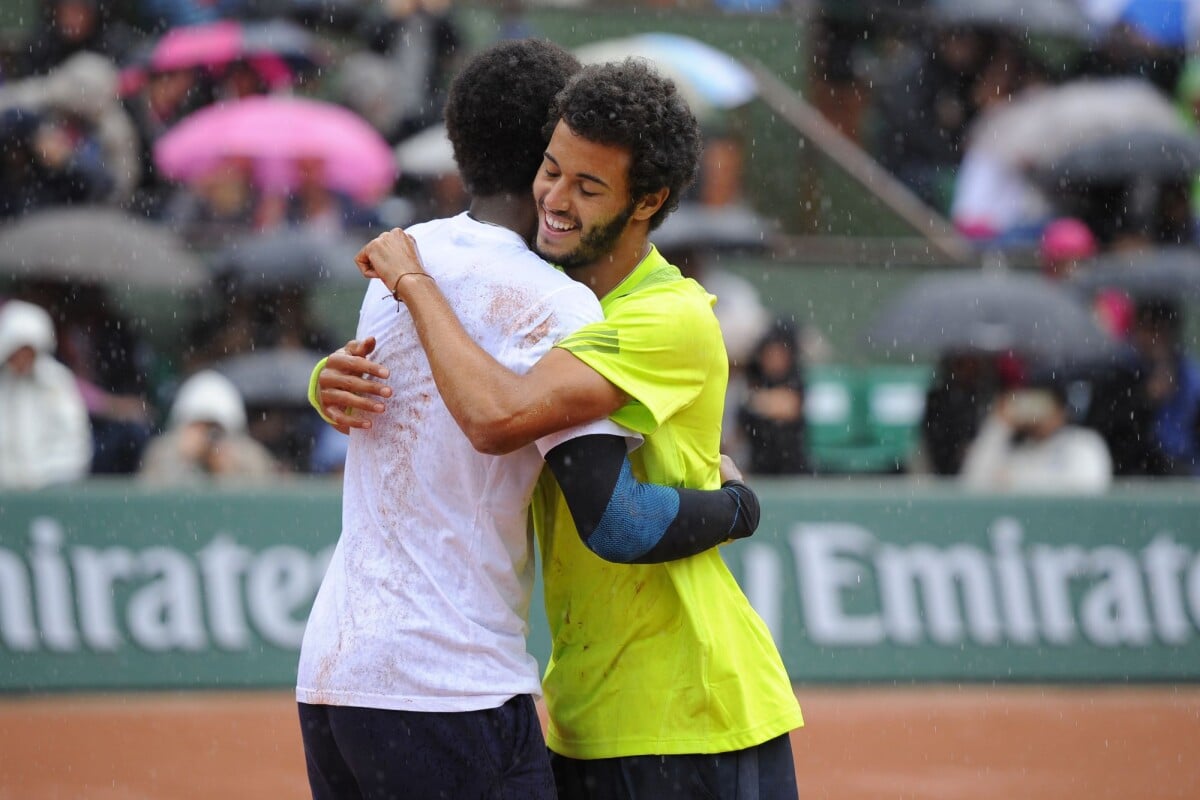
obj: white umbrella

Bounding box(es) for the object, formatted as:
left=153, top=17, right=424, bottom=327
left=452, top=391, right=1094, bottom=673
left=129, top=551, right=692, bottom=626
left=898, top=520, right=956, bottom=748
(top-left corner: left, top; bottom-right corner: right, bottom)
left=573, top=33, right=757, bottom=123
left=966, top=78, right=1186, bottom=169
left=394, top=123, right=456, bottom=178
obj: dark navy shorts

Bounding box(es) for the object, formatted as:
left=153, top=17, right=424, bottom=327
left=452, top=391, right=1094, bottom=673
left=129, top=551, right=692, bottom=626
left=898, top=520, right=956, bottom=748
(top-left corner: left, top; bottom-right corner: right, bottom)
left=298, top=695, right=555, bottom=800
left=550, top=732, right=799, bottom=800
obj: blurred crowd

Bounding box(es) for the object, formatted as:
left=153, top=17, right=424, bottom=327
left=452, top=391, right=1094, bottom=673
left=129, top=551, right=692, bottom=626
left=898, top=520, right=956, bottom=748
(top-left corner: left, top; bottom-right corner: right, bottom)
left=0, top=0, right=1198, bottom=490
left=798, top=0, right=1200, bottom=488
left=0, top=0, right=471, bottom=489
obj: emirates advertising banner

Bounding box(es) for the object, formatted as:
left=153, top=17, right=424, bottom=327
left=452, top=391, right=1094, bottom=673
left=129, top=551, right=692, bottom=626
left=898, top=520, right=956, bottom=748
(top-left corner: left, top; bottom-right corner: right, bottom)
left=1, top=483, right=1197, bottom=691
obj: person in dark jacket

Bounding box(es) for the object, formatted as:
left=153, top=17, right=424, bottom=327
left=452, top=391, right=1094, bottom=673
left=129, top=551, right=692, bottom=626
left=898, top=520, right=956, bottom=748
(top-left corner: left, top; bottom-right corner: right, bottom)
left=738, top=317, right=810, bottom=475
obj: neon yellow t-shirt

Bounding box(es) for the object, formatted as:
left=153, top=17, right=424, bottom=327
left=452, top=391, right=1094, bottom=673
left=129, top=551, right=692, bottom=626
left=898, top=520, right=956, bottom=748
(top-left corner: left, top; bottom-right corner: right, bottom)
left=533, top=246, right=804, bottom=759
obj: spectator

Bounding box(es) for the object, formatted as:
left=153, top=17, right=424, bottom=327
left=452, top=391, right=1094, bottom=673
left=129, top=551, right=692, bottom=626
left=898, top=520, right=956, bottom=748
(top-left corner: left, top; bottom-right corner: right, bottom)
left=872, top=24, right=993, bottom=211
left=15, top=279, right=158, bottom=475
left=1074, top=17, right=1184, bottom=95
left=124, top=65, right=214, bottom=217
left=0, top=106, right=115, bottom=218
left=1040, top=217, right=1098, bottom=281
left=917, top=350, right=1016, bottom=476
left=138, top=369, right=277, bottom=485
left=0, top=300, right=92, bottom=490
left=21, top=0, right=133, bottom=77
left=1040, top=218, right=1134, bottom=338
left=164, top=155, right=265, bottom=232
left=874, top=19, right=1046, bottom=215
left=1083, top=295, right=1200, bottom=476
left=356, top=0, right=462, bottom=142
left=738, top=318, right=810, bottom=475
left=256, top=155, right=381, bottom=235
left=961, top=374, right=1113, bottom=494
left=1128, top=295, right=1200, bottom=475
left=132, top=0, right=245, bottom=34
left=0, top=51, right=141, bottom=206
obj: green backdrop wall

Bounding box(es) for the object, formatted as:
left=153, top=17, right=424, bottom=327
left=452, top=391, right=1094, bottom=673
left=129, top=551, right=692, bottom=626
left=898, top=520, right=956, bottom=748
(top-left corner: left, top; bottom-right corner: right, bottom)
left=2, top=480, right=1197, bottom=692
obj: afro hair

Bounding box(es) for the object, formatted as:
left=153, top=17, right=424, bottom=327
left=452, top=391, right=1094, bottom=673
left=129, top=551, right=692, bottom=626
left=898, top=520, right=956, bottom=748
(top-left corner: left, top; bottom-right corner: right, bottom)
left=444, top=39, right=580, bottom=197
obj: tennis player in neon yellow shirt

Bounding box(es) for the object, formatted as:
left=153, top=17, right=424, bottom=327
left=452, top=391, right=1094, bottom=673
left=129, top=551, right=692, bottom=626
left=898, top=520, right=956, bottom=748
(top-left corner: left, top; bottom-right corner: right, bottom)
left=533, top=244, right=804, bottom=766
left=352, top=59, right=803, bottom=798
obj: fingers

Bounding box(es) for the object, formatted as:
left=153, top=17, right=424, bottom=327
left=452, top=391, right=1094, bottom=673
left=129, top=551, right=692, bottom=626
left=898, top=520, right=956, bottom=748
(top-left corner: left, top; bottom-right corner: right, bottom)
left=354, top=244, right=379, bottom=280
left=719, top=454, right=745, bottom=484
left=319, top=365, right=391, bottom=400
left=326, top=351, right=390, bottom=385
left=318, top=339, right=392, bottom=430
left=342, top=336, right=377, bottom=358
left=354, top=228, right=426, bottom=289
left=321, top=397, right=374, bottom=430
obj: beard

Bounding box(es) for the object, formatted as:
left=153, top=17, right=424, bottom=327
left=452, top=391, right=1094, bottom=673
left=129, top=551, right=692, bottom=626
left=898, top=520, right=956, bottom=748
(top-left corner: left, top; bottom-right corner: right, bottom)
left=535, top=201, right=636, bottom=271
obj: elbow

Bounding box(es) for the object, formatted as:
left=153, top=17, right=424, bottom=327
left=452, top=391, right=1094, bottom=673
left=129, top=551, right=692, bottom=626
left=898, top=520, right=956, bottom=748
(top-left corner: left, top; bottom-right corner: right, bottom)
left=583, top=533, right=644, bottom=564
left=460, top=410, right=526, bottom=456
left=459, top=389, right=553, bottom=455
left=466, top=428, right=516, bottom=456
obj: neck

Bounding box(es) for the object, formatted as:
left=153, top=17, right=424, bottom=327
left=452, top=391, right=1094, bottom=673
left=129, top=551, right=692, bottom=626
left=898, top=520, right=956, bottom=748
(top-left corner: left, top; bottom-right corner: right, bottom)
left=569, top=227, right=653, bottom=300
left=469, top=194, right=537, bottom=242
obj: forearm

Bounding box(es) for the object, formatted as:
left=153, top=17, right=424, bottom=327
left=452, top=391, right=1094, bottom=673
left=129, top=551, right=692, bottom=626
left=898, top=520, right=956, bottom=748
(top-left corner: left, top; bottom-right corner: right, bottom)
left=357, top=228, right=624, bottom=453
left=397, top=274, right=548, bottom=453
left=546, top=435, right=760, bottom=564
left=960, top=415, right=1014, bottom=488
left=399, top=275, right=623, bottom=454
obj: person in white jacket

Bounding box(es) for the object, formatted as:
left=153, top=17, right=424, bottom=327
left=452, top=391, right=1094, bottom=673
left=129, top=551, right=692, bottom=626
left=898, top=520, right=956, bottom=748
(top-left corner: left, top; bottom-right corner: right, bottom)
left=961, top=375, right=1112, bottom=494
left=0, top=299, right=92, bottom=489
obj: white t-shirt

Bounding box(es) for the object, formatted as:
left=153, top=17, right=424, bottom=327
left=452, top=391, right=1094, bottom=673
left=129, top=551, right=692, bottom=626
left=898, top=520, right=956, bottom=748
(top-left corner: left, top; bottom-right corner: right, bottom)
left=960, top=415, right=1113, bottom=494
left=297, top=213, right=629, bottom=712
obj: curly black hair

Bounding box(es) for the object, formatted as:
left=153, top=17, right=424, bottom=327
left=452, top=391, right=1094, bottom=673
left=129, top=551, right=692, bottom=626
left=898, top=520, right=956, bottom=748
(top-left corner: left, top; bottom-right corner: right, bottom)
left=444, top=39, right=580, bottom=197
left=545, top=59, right=702, bottom=230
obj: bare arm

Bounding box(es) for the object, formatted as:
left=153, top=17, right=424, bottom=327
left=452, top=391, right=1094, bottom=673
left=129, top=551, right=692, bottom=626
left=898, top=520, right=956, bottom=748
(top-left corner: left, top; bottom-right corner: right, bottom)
left=356, top=228, right=625, bottom=455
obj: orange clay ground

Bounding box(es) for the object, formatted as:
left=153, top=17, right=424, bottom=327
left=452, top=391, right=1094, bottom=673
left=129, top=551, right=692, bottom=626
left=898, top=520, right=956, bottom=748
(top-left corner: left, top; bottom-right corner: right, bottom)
left=1, top=685, right=1197, bottom=799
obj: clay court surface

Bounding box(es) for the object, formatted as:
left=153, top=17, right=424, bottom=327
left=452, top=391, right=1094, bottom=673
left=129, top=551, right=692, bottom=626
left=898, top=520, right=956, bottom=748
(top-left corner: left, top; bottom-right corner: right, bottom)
left=1, top=685, right=1197, bottom=799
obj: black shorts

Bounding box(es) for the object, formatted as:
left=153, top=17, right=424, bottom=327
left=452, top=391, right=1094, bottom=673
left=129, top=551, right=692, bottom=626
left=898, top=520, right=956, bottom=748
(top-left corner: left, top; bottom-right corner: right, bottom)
left=298, top=695, right=555, bottom=800
left=550, top=732, right=799, bottom=800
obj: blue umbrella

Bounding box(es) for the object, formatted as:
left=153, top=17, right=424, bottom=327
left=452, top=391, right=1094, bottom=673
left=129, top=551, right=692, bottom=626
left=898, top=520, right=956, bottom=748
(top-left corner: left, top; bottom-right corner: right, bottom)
left=1117, top=0, right=1191, bottom=48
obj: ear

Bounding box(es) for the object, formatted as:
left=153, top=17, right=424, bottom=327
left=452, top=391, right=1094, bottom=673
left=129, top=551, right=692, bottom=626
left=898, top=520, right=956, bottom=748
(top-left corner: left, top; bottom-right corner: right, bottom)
left=631, top=188, right=669, bottom=222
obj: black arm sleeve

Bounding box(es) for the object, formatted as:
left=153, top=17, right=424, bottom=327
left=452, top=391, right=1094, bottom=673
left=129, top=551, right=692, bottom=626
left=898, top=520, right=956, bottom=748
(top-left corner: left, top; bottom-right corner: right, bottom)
left=544, top=434, right=761, bottom=564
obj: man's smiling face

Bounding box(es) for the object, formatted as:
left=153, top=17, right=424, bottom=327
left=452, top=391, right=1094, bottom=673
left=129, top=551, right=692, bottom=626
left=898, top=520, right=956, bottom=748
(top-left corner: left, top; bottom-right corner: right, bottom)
left=533, top=120, right=637, bottom=271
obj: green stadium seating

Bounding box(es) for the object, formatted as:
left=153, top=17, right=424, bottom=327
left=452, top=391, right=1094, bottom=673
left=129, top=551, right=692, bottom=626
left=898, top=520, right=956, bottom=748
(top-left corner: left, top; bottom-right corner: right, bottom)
left=804, top=364, right=933, bottom=474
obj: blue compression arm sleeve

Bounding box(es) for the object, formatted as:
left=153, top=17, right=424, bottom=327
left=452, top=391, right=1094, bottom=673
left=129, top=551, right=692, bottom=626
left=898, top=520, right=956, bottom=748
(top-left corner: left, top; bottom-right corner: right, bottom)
left=545, top=434, right=760, bottom=564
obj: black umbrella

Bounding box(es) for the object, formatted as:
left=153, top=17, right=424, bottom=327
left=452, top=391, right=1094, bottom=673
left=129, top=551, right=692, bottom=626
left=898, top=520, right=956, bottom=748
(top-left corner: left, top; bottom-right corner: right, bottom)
left=1035, top=130, right=1200, bottom=185
left=0, top=208, right=206, bottom=290
left=865, top=270, right=1117, bottom=364
left=652, top=203, right=775, bottom=254
left=928, top=0, right=1092, bottom=40
left=213, top=348, right=326, bottom=407
left=213, top=230, right=363, bottom=288
left=1068, top=247, right=1200, bottom=301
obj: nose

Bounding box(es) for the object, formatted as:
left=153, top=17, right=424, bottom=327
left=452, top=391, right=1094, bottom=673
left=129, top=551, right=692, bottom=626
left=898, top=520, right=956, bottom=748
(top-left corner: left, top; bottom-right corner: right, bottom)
left=540, top=175, right=569, bottom=213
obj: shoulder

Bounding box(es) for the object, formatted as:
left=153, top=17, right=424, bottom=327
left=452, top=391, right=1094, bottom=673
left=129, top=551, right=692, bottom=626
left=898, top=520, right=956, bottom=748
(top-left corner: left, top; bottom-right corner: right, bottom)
left=32, top=356, right=79, bottom=387
left=404, top=215, right=456, bottom=243
left=1060, top=426, right=1111, bottom=455
left=613, top=276, right=719, bottom=340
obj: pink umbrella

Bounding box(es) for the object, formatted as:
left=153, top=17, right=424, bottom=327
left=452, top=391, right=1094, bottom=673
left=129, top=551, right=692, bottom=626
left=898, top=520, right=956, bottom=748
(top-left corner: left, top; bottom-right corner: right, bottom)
left=151, top=21, right=243, bottom=70
left=119, top=20, right=324, bottom=94
left=154, top=96, right=397, bottom=203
